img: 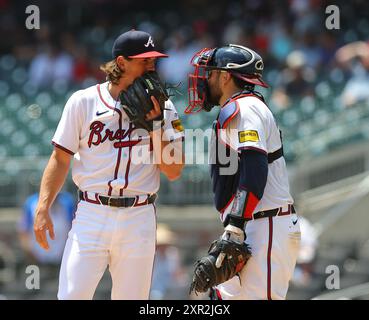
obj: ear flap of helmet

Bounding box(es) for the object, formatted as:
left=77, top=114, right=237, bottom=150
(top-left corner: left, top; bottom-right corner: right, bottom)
left=231, top=71, right=269, bottom=88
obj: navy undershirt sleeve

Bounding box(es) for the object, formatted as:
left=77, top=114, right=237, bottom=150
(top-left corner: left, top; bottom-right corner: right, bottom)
left=238, top=149, right=268, bottom=199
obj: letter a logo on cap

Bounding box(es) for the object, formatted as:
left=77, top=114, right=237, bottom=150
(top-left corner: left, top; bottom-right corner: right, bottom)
left=144, top=36, right=155, bottom=48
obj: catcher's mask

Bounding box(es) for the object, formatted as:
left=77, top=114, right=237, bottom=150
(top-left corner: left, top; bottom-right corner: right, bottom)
left=186, top=48, right=215, bottom=113
left=185, top=44, right=268, bottom=114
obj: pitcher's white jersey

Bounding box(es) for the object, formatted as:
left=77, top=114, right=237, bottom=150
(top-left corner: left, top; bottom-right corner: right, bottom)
left=52, top=81, right=184, bottom=196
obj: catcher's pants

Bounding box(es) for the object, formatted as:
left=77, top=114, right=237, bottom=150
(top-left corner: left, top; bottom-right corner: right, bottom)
left=215, top=212, right=301, bottom=300
left=57, top=200, right=156, bottom=300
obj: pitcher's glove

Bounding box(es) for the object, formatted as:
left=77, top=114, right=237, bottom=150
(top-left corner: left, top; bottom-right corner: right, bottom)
left=119, top=71, right=169, bottom=131
left=189, top=237, right=251, bottom=295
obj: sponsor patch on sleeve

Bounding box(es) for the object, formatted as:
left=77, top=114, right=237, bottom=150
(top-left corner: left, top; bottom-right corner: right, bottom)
left=171, top=119, right=184, bottom=132
left=238, top=130, right=259, bottom=143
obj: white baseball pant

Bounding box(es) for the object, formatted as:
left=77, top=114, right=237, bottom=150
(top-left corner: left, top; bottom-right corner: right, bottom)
left=215, top=212, right=301, bottom=300
left=57, top=200, right=156, bottom=300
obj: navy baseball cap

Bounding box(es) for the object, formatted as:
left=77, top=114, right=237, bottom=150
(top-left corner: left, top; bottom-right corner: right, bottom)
left=112, top=30, right=168, bottom=59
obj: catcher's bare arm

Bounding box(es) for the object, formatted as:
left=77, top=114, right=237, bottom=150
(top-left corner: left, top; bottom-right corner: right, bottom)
left=34, top=147, right=72, bottom=250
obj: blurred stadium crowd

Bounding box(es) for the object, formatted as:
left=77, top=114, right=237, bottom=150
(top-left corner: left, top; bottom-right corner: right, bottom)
left=0, top=0, right=368, bottom=163
left=1, top=0, right=369, bottom=300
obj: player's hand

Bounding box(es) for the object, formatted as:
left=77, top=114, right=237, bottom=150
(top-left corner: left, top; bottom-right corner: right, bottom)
left=145, top=96, right=162, bottom=121
left=215, top=225, right=245, bottom=268
left=33, top=208, right=55, bottom=250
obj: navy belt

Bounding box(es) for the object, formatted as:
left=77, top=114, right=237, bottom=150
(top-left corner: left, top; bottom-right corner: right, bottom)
left=78, top=190, right=157, bottom=208
left=253, top=204, right=295, bottom=220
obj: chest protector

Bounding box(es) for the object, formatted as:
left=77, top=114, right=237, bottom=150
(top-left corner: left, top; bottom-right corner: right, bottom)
left=210, top=90, right=283, bottom=213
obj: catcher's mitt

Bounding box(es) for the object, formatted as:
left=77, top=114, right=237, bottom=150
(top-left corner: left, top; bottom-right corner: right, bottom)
left=119, top=71, right=169, bottom=131
left=190, top=239, right=251, bottom=295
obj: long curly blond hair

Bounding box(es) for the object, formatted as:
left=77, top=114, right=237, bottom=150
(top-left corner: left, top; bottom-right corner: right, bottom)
left=99, top=59, right=124, bottom=85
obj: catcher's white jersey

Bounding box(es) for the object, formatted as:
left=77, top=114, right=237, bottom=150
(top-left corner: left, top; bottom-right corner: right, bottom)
left=52, top=81, right=184, bottom=197
left=216, top=94, right=293, bottom=216
left=212, top=93, right=300, bottom=300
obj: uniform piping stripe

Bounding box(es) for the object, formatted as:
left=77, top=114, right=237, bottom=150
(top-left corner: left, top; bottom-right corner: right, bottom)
left=215, top=288, right=223, bottom=300
left=83, top=191, right=100, bottom=204
left=228, top=93, right=265, bottom=105
left=97, top=84, right=123, bottom=196
left=219, top=101, right=239, bottom=129
left=120, top=123, right=133, bottom=196
left=222, top=101, right=240, bottom=129
left=97, top=84, right=121, bottom=114
left=110, top=132, right=123, bottom=196
left=52, top=141, right=74, bottom=155
left=267, top=216, right=273, bottom=300
left=149, top=203, right=157, bottom=298
left=242, top=191, right=260, bottom=220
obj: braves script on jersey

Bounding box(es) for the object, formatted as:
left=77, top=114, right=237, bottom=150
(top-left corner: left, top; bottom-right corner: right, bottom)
left=52, top=81, right=184, bottom=197
left=53, top=81, right=184, bottom=300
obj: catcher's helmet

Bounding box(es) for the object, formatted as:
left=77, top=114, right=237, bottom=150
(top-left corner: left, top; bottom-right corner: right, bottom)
left=207, top=45, right=268, bottom=88
left=186, top=44, right=268, bottom=113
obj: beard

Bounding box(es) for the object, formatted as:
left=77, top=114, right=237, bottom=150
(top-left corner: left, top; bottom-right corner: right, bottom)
left=208, top=90, right=221, bottom=105
left=197, top=77, right=222, bottom=112
left=207, top=81, right=221, bottom=106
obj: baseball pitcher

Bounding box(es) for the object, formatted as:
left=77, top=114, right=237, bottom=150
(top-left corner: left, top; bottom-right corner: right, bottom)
left=33, top=30, right=185, bottom=300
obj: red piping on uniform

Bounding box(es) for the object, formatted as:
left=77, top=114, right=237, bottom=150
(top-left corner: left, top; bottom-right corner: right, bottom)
left=122, top=144, right=131, bottom=195
left=215, top=288, right=222, bottom=300
left=221, top=101, right=240, bottom=129
left=97, top=84, right=123, bottom=196
left=112, top=132, right=123, bottom=196
left=120, top=123, right=133, bottom=196
left=267, top=216, right=273, bottom=300
left=52, top=141, right=74, bottom=155
left=217, top=94, right=268, bottom=153
left=113, top=139, right=141, bottom=149
left=227, top=93, right=265, bottom=105
left=278, top=204, right=292, bottom=216
left=148, top=203, right=157, bottom=298
left=242, top=191, right=259, bottom=220
left=84, top=191, right=100, bottom=204
left=97, top=84, right=120, bottom=114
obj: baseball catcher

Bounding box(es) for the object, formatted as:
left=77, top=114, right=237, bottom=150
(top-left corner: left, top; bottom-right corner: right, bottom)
left=119, top=71, right=169, bottom=131
left=186, top=44, right=300, bottom=300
